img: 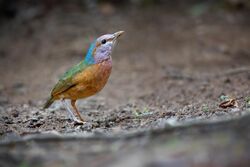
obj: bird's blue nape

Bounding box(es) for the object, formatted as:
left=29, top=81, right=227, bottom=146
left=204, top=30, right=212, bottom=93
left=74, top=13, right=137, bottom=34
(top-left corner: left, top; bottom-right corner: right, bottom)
left=84, top=42, right=96, bottom=64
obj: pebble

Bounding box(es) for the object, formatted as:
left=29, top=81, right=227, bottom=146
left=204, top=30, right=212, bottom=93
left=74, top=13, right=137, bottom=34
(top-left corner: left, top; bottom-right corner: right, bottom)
left=2, top=116, right=14, bottom=124
left=30, top=118, right=39, bottom=123
left=12, top=111, right=19, bottom=118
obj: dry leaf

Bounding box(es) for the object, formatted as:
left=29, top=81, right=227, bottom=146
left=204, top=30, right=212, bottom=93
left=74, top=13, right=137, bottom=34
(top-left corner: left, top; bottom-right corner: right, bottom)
left=219, top=98, right=238, bottom=108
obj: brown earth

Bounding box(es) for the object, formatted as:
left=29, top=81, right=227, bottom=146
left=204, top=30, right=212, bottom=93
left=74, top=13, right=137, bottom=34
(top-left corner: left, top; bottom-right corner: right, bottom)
left=0, top=2, right=250, bottom=167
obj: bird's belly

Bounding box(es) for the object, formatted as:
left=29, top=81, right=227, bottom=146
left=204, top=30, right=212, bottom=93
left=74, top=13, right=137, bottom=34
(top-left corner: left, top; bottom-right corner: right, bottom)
left=64, top=60, right=112, bottom=100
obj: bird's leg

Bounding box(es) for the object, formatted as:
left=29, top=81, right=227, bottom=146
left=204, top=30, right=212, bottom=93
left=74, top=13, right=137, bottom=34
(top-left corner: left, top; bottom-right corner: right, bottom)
left=61, top=99, right=83, bottom=124
left=71, top=100, right=84, bottom=122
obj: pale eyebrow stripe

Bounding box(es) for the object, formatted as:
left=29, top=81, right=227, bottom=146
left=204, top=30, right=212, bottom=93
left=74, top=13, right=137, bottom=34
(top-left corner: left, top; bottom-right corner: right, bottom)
left=96, top=37, right=114, bottom=47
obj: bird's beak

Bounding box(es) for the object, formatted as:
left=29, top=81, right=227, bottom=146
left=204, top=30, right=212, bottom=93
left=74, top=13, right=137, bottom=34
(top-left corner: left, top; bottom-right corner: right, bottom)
left=113, top=31, right=124, bottom=40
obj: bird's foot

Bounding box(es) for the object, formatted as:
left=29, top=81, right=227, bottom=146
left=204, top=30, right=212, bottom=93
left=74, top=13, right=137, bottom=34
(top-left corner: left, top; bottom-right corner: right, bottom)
left=70, top=117, right=85, bottom=126
left=73, top=120, right=85, bottom=126
left=66, top=119, right=85, bottom=126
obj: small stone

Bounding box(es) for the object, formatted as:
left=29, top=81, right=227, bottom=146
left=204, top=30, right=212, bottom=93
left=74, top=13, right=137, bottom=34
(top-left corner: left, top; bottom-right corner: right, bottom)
left=3, top=116, right=14, bottom=124
left=38, top=116, right=43, bottom=120
left=34, top=112, right=40, bottom=116
left=2, top=116, right=8, bottom=120
left=79, top=124, right=92, bottom=131
left=12, top=111, right=19, bottom=118
left=30, top=118, right=38, bottom=123
left=224, top=78, right=231, bottom=83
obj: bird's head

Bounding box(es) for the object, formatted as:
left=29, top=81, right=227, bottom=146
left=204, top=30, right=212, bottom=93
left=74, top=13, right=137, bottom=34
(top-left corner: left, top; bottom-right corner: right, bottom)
left=84, top=31, right=124, bottom=64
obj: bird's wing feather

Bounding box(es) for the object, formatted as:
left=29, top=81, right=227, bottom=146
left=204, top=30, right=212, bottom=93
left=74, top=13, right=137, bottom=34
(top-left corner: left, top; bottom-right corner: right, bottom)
left=51, top=61, right=90, bottom=96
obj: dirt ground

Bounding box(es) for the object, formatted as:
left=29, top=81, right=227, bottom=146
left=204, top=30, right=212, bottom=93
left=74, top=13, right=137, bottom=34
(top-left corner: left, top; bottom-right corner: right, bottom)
left=0, top=1, right=250, bottom=167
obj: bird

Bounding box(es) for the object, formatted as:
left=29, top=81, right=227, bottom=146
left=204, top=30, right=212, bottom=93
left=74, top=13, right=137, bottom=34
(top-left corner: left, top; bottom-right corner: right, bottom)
left=43, top=31, right=124, bottom=124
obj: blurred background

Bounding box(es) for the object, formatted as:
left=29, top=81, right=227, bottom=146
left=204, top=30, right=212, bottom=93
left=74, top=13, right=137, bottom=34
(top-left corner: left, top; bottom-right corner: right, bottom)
left=0, top=0, right=249, bottom=106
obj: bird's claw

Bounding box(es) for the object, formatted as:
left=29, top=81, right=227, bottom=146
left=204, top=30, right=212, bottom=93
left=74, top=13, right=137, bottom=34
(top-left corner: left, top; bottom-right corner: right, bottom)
left=73, top=120, right=85, bottom=126
left=66, top=117, right=85, bottom=126
left=72, top=117, right=85, bottom=125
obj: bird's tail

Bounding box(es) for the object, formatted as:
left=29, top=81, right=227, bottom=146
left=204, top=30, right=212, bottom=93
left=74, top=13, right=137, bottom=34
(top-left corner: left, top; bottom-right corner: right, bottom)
left=43, top=97, right=54, bottom=109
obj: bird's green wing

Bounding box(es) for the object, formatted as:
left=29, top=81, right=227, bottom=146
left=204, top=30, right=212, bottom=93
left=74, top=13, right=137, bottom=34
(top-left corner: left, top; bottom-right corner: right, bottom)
left=51, top=61, right=89, bottom=96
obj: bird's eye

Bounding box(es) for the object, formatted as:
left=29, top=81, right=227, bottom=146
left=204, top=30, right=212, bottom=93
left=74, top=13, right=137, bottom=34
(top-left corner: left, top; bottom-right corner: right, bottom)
left=101, top=39, right=106, bottom=44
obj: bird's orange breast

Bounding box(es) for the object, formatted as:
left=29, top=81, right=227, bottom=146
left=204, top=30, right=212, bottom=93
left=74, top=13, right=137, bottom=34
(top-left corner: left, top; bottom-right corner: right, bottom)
left=60, top=59, right=112, bottom=100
